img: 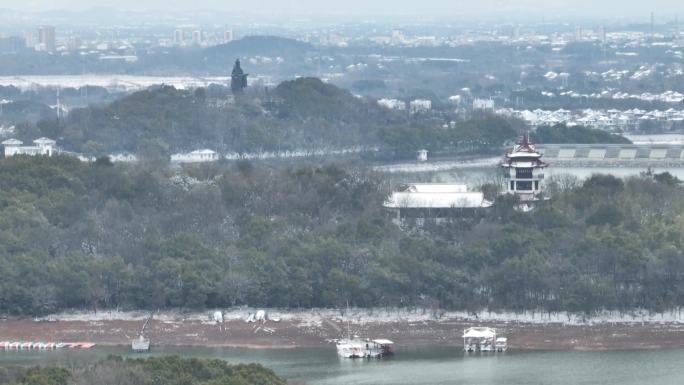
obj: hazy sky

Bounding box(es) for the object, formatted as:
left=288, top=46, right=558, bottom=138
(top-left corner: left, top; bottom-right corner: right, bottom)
left=6, top=0, right=684, bottom=19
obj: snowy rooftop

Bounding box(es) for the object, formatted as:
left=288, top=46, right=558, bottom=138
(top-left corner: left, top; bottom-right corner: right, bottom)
left=463, top=327, right=496, bottom=339
left=190, top=149, right=216, bottom=155
left=33, top=137, right=56, bottom=145
left=385, top=191, right=492, bottom=209
left=2, top=138, right=23, bottom=146
left=401, top=183, right=468, bottom=193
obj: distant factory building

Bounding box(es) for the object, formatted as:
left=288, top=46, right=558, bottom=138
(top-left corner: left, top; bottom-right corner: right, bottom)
left=230, top=59, right=248, bottom=94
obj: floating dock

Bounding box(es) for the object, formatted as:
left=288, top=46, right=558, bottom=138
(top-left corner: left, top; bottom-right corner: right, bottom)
left=0, top=341, right=95, bottom=350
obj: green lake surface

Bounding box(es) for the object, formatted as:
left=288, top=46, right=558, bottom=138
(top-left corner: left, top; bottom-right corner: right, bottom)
left=2, top=346, right=684, bottom=385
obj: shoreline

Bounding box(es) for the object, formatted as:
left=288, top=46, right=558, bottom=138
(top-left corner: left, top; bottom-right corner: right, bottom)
left=3, top=309, right=684, bottom=352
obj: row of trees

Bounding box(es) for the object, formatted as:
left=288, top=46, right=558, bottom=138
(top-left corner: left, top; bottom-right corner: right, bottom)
left=0, top=356, right=285, bottom=385
left=533, top=124, right=632, bottom=144
left=0, top=155, right=682, bottom=316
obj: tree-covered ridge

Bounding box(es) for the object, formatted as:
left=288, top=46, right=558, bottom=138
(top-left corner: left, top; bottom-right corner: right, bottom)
left=0, top=155, right=683, bottom=316
left=533, top=124, right=632, bottom=144
left=17, top=80, right=403, bottom=156
left=16, top=79, right=522, bottom=158
left=205, top=35, right=316, bottom=58
left=0, top=356, right=285, bottom=385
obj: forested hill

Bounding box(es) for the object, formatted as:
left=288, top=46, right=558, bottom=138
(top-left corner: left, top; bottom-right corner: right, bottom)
left=533, top=124, right=632, bottom=144
left=15, top=78, right=520, bottom=158
left=16, top=78, right=400, bottom=156
left=0, top=155, right=683, bottom=316
left=204, top=35, right=316, bottom=59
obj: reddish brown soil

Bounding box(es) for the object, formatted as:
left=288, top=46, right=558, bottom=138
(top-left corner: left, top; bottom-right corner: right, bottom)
left=3, top=317, right=684, bottom=350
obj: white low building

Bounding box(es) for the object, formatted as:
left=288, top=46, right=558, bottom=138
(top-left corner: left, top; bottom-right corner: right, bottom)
left=109, top=153, right=138, bottom=163
left=3, top=137, right=56, bottom=157
left=473, top=98, right=495, bottom=110
left=170, top=149, right=219, bottom=163
left=377, top=98, right=407, bottom=110
left=384, top=183, right=492, bottom=224
left=409, top=99, right=432, bottom=114
left=417, top=149, right=429, bottom=161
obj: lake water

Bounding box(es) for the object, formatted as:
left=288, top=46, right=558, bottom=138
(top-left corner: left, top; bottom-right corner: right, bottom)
left=623, top=133, right=684, bottom=145
left=2, top=346, right=684, bottom=385
left=378, top=159, right=684, bottom=186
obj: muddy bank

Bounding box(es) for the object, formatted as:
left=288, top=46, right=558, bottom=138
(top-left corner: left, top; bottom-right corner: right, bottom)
left=3, top=311, right=684, bottom=351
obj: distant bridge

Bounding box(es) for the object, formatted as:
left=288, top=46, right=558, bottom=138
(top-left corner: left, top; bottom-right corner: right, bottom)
left=537, top=144, right=684, bottom=167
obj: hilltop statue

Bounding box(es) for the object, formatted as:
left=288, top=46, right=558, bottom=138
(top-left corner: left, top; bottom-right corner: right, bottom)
left=231, top=59, right=248, bottom=94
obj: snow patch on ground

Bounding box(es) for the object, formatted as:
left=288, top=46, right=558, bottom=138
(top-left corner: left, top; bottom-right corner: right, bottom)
left=39, top=308, right=684, bottom=326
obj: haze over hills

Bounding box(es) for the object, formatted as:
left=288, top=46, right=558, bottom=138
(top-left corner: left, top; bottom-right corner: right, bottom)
left=5, top=1, right=684, bottom=20
left=4, top=2, right=684, bottom=385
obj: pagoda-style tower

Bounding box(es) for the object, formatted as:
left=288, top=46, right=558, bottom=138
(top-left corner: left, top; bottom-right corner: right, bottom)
left=230, top=59, right=248, bottom=94
left=501, top=134, right=548, bottom=201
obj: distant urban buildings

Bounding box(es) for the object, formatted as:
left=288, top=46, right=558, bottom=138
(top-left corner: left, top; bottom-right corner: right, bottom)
left=0, top=36, right=25, bottom=53
left=409, top=99, right=432, bottom=114
left=223, top=29, right=234, bottom=43
left=498, top=107, right=684, bottom=131
left=377, top=98, right=406, bottom=110
left=36, top=25, right=56, bottom=52
left=597, top=25, right=607, bottom=43
left=376, top=98, right=432, bottom=113
left=173, top=29, right=184, bottom=45
left=170, top=27, right=233, bottom=46
left=192, top=30, right=203, bottom=46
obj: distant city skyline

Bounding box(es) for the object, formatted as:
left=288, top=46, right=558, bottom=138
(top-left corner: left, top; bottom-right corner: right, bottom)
left=6, top=0, right=684, bottom=20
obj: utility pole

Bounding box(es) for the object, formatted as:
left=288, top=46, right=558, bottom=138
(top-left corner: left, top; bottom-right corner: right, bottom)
left=651, top=11, right=655, bottom=42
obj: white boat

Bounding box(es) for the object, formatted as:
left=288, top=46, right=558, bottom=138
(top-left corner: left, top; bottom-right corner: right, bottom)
left=335, top=303, right=394, bottom=359
left=336, top=338, right=382, bottom=358
left=372, top=339, right=395, bottom=356
left=495, top=337, right=508, bottom=352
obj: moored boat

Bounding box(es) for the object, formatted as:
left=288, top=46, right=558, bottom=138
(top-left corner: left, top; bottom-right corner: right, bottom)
left=463, top=327, right=507, bottom=353
left=495, top=337, right=508, bottom=352
left=336, top=338, right=394, bottom=359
